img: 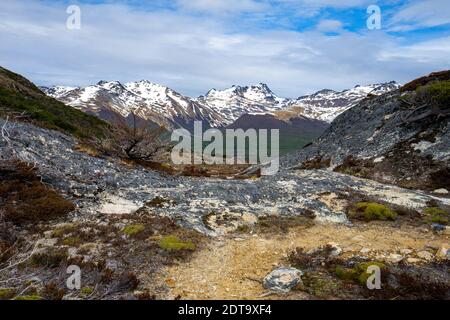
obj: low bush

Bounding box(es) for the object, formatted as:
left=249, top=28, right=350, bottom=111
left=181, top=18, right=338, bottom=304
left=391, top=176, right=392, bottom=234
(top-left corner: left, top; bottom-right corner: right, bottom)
left=159, top=235, right=195, bottom=251
left=122, top=224, right=146, bottom=236
left=0, top=288, right=16, bottom=300
left=415, top=80, right=450, bottom=109
left=423, top=207, right=449, bottom=225
left=335, top=262, right=386, bottom=286
left=0, top=160, right=75, bottom=224
left=348, top=202, right=397, bottom=221
left=30, top=248, right=68, bottom=268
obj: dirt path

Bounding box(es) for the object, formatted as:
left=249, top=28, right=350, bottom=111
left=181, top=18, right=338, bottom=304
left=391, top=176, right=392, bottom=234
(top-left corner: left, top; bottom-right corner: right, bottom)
left=157, top=223, right=449, bottom=300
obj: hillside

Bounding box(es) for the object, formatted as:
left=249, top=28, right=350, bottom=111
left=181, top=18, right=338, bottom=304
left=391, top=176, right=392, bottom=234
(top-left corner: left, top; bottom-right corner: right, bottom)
left=0, top=67, right=108, bottom=139
left=285, top=71, right=450, bottom=191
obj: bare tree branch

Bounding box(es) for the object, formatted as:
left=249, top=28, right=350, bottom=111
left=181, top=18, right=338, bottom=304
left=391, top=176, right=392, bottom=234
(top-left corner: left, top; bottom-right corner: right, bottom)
left=94, top=110, right=169, bottom=161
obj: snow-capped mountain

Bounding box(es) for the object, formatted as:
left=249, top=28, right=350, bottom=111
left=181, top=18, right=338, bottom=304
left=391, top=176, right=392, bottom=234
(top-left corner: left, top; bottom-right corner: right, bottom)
left=41, top=80, right=400, bottom=130
left=195, top=83, right=288, bottom=125
left=277, top=82, right=401, bottom=123
left=40, top=81, right=225, bottom=130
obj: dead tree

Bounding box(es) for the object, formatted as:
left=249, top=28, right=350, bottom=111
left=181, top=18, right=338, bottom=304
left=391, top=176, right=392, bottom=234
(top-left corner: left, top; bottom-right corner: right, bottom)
left=96, top=111, right=168, bottom=161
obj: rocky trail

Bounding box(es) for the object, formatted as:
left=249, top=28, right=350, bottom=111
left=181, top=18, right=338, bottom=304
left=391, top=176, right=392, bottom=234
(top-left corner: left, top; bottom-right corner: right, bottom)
left=159, top=222, right=449, bottom=300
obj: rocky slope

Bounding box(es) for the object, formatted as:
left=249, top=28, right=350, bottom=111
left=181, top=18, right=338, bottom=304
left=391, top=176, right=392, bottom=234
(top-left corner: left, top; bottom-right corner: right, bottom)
left=2, top=118, right=448, bottom=234
left=284, top=71, right=450, bottom=191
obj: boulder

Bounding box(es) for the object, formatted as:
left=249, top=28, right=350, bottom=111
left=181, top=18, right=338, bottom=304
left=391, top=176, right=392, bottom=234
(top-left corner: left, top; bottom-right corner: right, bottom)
left=433, top=189, right=449, bottom=195
left=436, top=244, right=449, bottom=260
left=263, top=267, right=303, bottom=293
left=326, top=242, right=342, bottom=256
left=399, top=248, right=413, bottom=255
left=417, top=251, right=434, bottom=261
left=387, top=253, right=404, bottom=263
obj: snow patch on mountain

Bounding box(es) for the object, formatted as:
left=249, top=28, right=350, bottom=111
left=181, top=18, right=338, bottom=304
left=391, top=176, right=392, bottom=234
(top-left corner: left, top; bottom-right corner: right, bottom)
left=282, top=82, right=401, bottom=123
left=41, top=80, right=400, bottom=129
left=195, top=83, right=288, bottom=125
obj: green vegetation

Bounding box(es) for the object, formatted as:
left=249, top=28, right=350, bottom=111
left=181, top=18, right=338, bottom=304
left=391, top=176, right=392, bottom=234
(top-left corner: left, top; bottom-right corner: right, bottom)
left=0, top=288, right=16, bottom=300
left=423, top=207, right=449, bottom=225
left=122, top=224, right=146, bottom=236
left=14, top=295, right=44, bottom=300
left=301, top=272, right=342, bottom=297
left=30, top=248, right=67, bottom=268
left=80, top=287, right=94, bottom=296
left=0, top=66, right=108, bottom=139
left=62, top=236, right=82, bottom=247
left=349, top=202, right=397, bottom=221
left=335, top=261, right=385, bottom=286
left=415, top=80, right=450, bottom=108
left=51, top=224, right=78, bottom=238
left=159, top=235, right=196, bottom=251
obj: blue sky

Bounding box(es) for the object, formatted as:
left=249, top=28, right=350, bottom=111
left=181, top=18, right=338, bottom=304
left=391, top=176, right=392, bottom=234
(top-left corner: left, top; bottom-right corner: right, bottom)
left=1, top=0, right=449, bottom=97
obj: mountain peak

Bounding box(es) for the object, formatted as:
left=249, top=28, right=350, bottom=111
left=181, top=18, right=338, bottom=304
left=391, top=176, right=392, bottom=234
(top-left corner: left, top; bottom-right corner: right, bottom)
left=42, top=79, right=401, bottom=129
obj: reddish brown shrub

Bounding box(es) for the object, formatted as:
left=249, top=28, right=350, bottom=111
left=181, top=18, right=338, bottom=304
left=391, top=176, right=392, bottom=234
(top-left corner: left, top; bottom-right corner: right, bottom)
left=0, top=160, right=75, bottom=224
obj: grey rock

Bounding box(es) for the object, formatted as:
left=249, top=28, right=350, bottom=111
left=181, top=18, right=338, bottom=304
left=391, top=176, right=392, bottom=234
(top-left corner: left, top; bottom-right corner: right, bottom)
left=1, top=118, right=449, bottom=236
left=263, top=267, right=303, bottom=293
left=433, top=188, right=449, bottom=194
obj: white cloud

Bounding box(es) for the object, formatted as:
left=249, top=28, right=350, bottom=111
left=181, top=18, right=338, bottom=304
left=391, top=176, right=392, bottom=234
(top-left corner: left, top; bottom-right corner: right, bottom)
left=379, top=36, right=450, bottom=63
left=175, top=0, right=266, bottom=14
left=316, top=19, right=344, bottom=32
left=0, top=0, right=449, bottom=98
left=388, top=0, right=450, bottom=31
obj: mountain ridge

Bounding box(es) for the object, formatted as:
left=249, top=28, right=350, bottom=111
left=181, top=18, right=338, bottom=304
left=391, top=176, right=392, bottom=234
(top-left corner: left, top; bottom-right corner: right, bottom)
left=41, top=80, right=400, bottom=130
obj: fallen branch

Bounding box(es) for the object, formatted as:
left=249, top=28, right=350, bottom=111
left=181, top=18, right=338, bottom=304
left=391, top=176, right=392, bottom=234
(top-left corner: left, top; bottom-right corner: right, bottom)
left=1, top=116, right=12, bottom=146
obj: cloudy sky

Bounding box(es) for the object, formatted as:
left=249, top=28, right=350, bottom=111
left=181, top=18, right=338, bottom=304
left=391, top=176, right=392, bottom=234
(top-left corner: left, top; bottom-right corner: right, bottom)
left=1, top=0, right=449, bottom=97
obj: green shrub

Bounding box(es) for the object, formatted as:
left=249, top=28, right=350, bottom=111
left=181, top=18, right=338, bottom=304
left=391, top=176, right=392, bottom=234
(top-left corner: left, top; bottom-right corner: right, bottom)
left=14, top=295, right=43, bottom=300
left=62, top=236, right=82, bottom=247
left=415, top=80, right=450, bottom=109
left=0, top=288, right=16, bottom=300
left=159, top=235, right=195, bottom=251
left=122, top=224, right=146, bottom=236
left=335, top=262, right=385, bottom=286
left=349, top=202, right=397, bottom=221
left=80, top=287, right=94, bottom=296
left=423, top=207, right=449, bottom=225
left=51, top=224, right=78, bottom=238
left=30, top=248, right=67, bottom=268
left=301, top=272, right=341, bottom=297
